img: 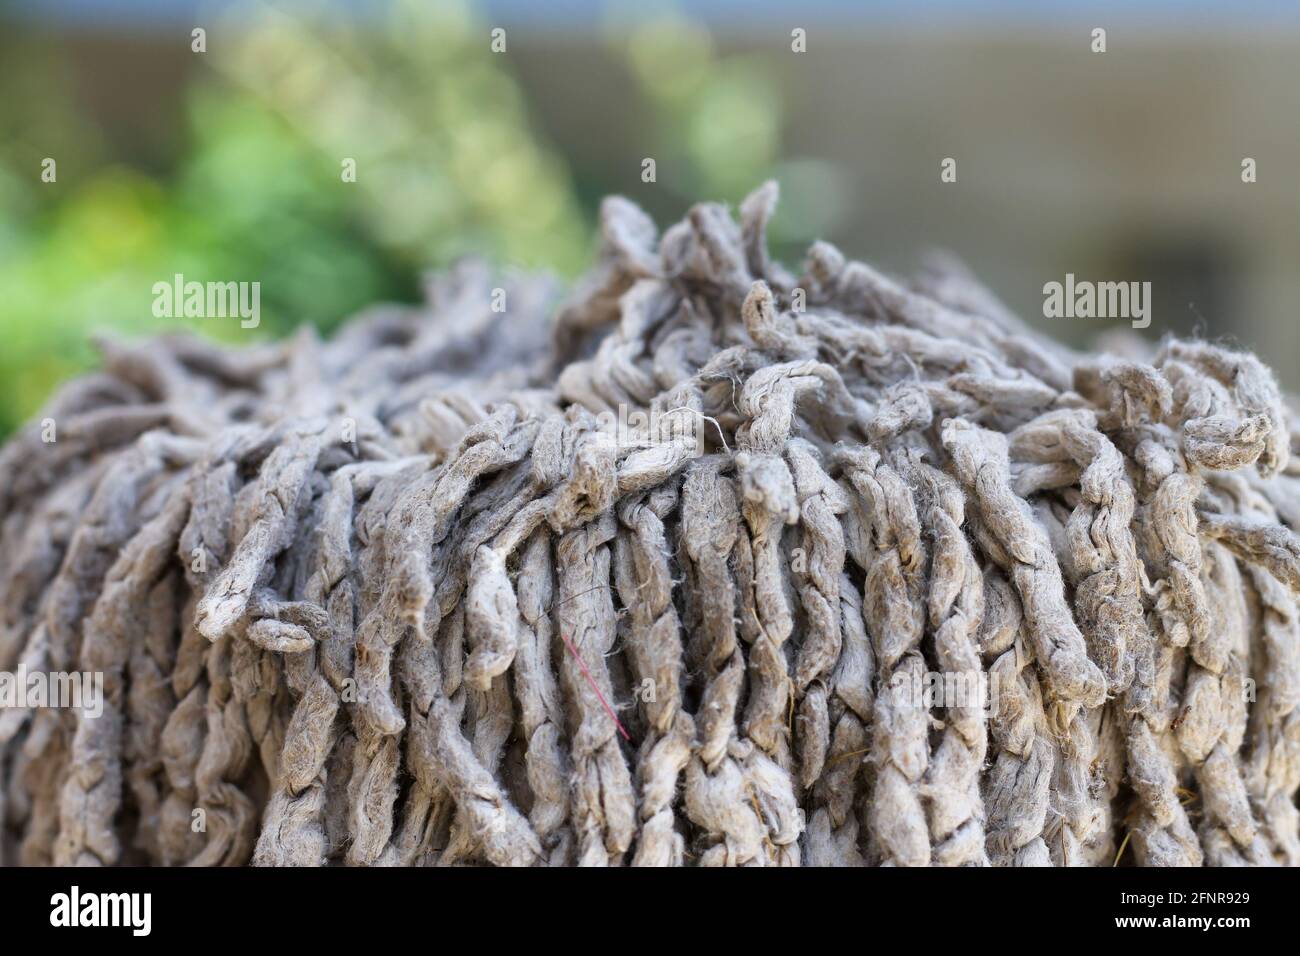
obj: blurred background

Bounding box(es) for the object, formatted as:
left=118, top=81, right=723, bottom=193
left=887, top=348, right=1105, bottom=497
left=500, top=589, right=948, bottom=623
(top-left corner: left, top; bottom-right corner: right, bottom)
left=2, top=0, right=1300, bottom=436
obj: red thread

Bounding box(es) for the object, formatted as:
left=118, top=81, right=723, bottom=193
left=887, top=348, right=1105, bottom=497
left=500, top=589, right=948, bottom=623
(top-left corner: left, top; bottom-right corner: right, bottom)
left=558, top=630, right=631, bottom=742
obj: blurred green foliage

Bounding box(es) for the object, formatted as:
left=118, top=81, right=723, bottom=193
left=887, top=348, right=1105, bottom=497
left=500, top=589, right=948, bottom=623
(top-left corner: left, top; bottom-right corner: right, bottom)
left=603, top=6, right=846, bottom=256
left=0, top=0, right=591, bottom=436
left=614, top=11, right=781, bottom=199
left=0, top=0, right=833, bottom=438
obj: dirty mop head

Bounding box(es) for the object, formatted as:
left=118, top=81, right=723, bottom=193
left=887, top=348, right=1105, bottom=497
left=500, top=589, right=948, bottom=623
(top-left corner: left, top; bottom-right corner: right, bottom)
left=1, top=182, right=1299, bottom=868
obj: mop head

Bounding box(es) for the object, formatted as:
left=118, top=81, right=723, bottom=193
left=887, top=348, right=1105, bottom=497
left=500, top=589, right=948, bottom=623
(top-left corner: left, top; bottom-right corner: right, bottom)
left=2, top=183, right=1298, bottom=867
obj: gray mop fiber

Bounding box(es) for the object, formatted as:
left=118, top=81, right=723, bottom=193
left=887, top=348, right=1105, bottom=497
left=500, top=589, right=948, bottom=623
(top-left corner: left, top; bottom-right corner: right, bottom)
left=2, top=183, right=1298, bottom=867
